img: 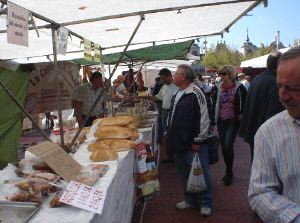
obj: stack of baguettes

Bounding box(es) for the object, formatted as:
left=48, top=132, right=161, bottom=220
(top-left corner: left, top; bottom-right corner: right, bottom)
left=89, top=115, right=139, bottom=162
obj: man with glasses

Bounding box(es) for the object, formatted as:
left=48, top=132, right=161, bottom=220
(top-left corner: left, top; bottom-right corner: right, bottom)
left=167, top=64, right=212, bottom=217
left=248, top=46, right=300, bottom=223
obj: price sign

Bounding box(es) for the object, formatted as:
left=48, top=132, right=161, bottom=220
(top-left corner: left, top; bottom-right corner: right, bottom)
left=60, top=181, right=106, bottom=214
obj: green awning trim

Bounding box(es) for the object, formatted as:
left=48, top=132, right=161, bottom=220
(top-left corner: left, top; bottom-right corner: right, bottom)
left=71, top=40, right=194, bottom=65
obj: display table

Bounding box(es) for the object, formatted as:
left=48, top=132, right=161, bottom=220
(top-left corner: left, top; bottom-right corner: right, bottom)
left=0, top=113, right=158, bottom=223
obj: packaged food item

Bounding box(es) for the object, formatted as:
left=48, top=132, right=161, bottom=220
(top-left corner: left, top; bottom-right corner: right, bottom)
left=75, top=174, right=99, bottom=186
left=28, top=172, right=60, bottom=183
left=18, top=158, right=51, bottom=176
left=90, top=164, right=109, bottom=176
left=7, top=190, right=42, bottom=203
left=50, top=192, right=65, bottom=208
left=15, top=178, right=57, bottom=195
left=74, top=164, right=108, bottom=186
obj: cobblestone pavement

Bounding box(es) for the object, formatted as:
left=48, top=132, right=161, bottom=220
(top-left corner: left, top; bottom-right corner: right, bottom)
left=132, top=137, right=263, bottom=223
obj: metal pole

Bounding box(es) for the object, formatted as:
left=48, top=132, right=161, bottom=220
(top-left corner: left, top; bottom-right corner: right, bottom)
left=69, top=14, right=145, bottom=149
left=51, top=26, right=65, bottom=148
left=108, top=57, right=115, bottom=116
left=0, top=80, right=51, bottom=141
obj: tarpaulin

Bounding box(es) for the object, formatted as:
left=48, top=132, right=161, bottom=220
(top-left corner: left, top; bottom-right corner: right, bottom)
left=0, top=67, right=30, bottom=169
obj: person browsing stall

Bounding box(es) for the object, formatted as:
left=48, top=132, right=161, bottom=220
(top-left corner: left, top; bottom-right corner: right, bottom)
left=72, top=71, right=108, bottom=127
left=248, top=46, right=300, bottom=223
left=167, top=64, right=212, bottom=217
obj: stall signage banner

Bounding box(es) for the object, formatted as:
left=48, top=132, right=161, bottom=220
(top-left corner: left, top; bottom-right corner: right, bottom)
left=94, top=43, right=101, bottom=64
left=56, top=27, right=68, bottom=55
left=7, top=2, right=29, bottom=47
left=60, top=181, right=106, bottom=214
left=26, top=62, right=80, bottom=114
left=27, top=141, right=82, bottom=182
left=84, top=39, right=93, bottom=62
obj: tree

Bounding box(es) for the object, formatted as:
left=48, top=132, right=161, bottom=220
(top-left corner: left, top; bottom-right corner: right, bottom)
left=243, top=43, right=271, bottom=60
left=202, top=43, right=242, bottom=69
left=293, top=38, right=300, bottom=46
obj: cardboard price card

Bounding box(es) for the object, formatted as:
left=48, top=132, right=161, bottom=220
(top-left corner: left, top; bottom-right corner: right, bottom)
left=27, top=141, right=81, bottom=182
left=60, top=181, right=106, bottom=214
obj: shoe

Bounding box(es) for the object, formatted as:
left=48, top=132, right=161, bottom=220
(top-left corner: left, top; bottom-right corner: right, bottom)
left=200, top=207, right=212, bottom=217
left=160, top=159, right=174, bottom=164
left=176, top=201, right=196, bottom=210
left=222, top=175, right=233, bottom=186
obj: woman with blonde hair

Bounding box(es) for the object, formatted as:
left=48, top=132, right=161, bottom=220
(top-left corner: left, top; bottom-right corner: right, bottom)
left=212, top=65, right=247, bottom=185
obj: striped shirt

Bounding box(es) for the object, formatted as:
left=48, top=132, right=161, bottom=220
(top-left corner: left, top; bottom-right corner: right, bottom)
left=248, top=110, right=300, bottom=223
left=72, top=83, right=108, bottom=116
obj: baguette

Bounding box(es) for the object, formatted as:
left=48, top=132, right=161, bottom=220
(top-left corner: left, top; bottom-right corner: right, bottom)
left=98, top=116, right=133, bottom=126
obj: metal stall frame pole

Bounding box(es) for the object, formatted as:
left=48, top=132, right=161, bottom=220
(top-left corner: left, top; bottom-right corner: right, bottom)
left=108, top=55, right=115, bottom=116
left=0, top=80, right=51, bottom=141
left=51, top=26, right=65, bottom=148
left=69, top=14, right=145, bottom=149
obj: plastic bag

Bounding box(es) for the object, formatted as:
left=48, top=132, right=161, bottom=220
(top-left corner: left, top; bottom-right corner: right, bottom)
left=187, top=153, right=207, bottom=192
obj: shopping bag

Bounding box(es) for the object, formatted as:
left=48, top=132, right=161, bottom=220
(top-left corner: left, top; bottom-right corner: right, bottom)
left=207, top=134, right=219, bottom=165
left=187, top=153, right=207, bottom=192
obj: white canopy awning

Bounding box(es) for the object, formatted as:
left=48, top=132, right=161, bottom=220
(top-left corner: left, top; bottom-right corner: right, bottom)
left=240, top=47, right=290, bottom=68
left=0, top=0, right=265, bottom=60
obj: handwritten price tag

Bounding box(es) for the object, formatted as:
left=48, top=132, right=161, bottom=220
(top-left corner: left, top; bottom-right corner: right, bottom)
left=60, top=181, right=106, bottom=214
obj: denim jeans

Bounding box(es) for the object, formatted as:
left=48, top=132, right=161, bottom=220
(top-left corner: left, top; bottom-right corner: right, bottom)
left=217, top=118, right=240, bottom=177
left=174, top=144, right=212, bottom=208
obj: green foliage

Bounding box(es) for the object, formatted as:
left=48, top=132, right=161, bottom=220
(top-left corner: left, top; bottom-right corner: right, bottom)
left=202, top=43, right=242, bottom=69
left=243, top=43, right=271, bottom=60
left=202, top=42, right=272, bottom=70
left=293, top=38, right=300, bottom=46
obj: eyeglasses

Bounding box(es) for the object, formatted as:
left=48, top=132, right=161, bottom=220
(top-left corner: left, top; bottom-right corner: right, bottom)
left=218, top=72, right=227, bottom=76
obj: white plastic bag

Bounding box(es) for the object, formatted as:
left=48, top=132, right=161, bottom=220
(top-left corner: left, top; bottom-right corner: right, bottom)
left=187, top=153, right=207, bottom=192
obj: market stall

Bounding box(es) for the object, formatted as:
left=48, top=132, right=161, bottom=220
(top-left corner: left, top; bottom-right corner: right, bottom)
left=0, top=109, right=159, bottom=223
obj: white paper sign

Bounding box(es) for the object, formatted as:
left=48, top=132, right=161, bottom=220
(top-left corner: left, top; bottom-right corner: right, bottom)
left=56, top=27, right=69, bottom=55
left=7, top=2, right=29, bottom=47
left=60, top=181, right=106, bottom=214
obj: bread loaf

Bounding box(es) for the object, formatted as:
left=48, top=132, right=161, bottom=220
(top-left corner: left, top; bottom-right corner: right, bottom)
left=98, top=115, right=133, bottom=126
left=89, top=139, right=136, bottom=152
left=89, top=149, right=118, bottom=162
left=88, top=139, right=112, bottom=151
left=94, top=127, right=131, bottom=139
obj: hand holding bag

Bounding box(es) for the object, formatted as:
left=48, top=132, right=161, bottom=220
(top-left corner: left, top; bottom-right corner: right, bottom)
left=187, top=152, right=207, bottom=192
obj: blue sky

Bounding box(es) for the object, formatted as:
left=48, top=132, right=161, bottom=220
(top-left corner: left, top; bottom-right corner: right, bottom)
left=203, top=0, right=299, bottom=49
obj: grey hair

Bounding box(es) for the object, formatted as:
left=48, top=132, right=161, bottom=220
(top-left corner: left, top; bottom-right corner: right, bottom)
left=218, top=65, right=236, bottom=80
left=177, top=64, right=195, bottom=82
left=279, top=46, right=300, bottom=63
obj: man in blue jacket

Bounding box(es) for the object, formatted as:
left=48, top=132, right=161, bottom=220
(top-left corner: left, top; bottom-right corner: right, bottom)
left=167, top=64, right=212, bottom=217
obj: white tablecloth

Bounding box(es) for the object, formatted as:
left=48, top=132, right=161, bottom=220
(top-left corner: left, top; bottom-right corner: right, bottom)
left=0, top=149, right=135, bottom=223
